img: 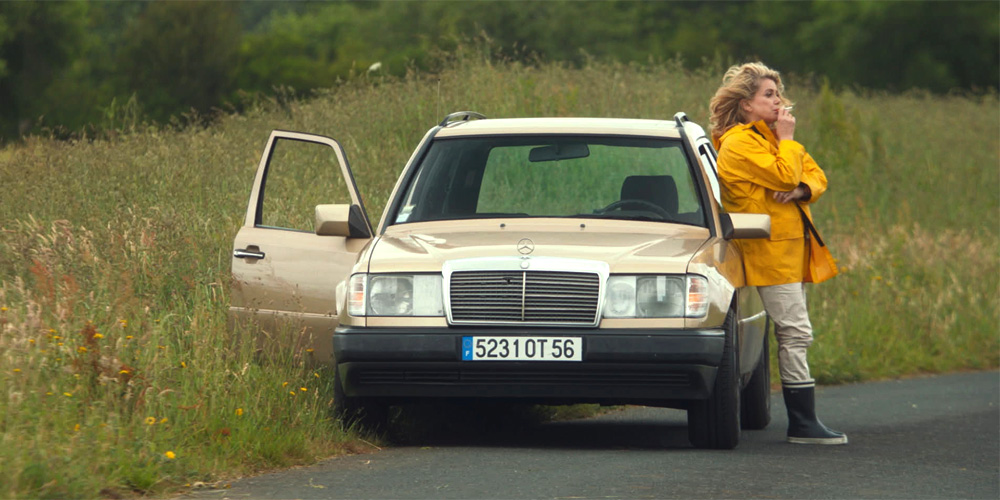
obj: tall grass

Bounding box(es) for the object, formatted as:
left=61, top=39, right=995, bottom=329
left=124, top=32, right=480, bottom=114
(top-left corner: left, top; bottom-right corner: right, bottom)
left=1, top=51, right=997, bottom=497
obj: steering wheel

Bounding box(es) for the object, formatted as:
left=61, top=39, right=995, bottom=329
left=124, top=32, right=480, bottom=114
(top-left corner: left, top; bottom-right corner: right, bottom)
left=596, top=199, right=672, bottom=219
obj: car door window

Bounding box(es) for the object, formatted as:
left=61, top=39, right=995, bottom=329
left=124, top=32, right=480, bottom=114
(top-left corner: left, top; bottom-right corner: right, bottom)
left=260, top=138, right=353, bottom=232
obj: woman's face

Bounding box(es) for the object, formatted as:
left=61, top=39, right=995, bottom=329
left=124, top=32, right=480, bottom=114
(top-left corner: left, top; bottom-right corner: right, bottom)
left=743, top=78, right=782, bottom=124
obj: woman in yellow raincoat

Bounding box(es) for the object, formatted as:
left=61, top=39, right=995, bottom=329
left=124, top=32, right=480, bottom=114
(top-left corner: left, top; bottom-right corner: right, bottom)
left=709, top=62, right=846, bottom=445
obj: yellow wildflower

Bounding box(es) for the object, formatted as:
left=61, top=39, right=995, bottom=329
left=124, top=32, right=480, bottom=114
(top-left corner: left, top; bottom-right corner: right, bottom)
left=306, top=348, right=314, bottom=353
left=125, top=335, right=133, bottom=340
left=145, top=417, right=156, bottom=425
left=157, top=345, right=166, bottom=350
left=28, top=339, right=35, bottom=344
left=165, top=451, right=176, bottom=460
left=13, top=368, right=20, bottom=373
left=180, top=361, right=187, bottom=368
left=282, top=382, right=288, bottom=387
left=160, top=417, right=168, bottom=424
left=235, top=408, right=244, bottom=416
left=119, top=369, right=129, bottom=375
left=48, top=329, right=56, bottom=334
left=46, top=392, right=53, bottom=396
left=120, top=320, right=128, bottom=328
left=289, top=391, right=295, bottom=396
left=63, top=392, right=72, bottom=397
left=0, top=306, right=7, bottom=312
left=77, top=346, right=87, bottom=353
left=300, top=387, right=307, bottom=392
left=57, top=343, right=64, bottom=347
left=74, top=424, right=80, bottom=432
left=93, top=333, right=104, bottom=339
left=314, top=373, right=320, bottom=378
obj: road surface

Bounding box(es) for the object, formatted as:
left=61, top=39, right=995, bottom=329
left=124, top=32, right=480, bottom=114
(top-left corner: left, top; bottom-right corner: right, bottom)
left=188, top=371, right=999, bottom=499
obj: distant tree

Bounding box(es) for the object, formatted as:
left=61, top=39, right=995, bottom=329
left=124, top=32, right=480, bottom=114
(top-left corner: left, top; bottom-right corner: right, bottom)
left=1, top=0, right=996, bottom=142
left=237, top=4, right=351, bottom=94
left=118, top=2, right=241, bottom=123
left=0, top=2, right=89, bottom=141
left=796, top=1, right=1000, bottom=92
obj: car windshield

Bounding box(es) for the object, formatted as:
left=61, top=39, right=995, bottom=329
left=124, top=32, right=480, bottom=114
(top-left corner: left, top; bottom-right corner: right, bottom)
left=392, top=135, right=706, bottom=227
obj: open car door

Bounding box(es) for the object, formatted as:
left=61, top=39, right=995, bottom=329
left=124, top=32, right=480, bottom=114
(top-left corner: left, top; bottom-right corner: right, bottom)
left=230, top=131, right=372, bottom=363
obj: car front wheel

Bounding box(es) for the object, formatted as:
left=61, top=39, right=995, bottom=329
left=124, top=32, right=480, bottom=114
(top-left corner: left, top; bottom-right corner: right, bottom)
left=687, top=305, right=741, bottom=449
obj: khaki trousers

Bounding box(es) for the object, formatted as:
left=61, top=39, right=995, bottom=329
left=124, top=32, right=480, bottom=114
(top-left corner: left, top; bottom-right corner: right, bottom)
left=758, top=282, right=814, bottom=387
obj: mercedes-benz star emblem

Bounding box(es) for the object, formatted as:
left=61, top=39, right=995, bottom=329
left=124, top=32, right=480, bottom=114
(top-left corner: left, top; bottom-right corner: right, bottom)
left=517, top=238, right=534, bottom=255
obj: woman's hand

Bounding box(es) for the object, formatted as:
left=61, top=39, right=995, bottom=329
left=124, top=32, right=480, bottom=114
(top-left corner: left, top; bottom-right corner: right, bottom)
left=774, top=185, right=810, bottom=203
left=774, top=107, right=795, bottom=141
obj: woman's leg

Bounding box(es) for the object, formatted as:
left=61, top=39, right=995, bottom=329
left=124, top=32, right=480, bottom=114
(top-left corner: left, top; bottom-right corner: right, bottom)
left=757, top=283, right=813, bottom=384
left=758, top=283, right=847, bottom=445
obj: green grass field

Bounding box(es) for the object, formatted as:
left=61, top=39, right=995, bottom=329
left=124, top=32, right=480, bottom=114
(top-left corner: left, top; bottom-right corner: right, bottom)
left=1, top=54, right=997, bottom=498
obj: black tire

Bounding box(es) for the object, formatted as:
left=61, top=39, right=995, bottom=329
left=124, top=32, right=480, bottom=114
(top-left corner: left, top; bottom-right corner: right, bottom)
left=740, top=317, right=772, bottom=430
left=688, top=306, right=741, bottom=449
left=333, top=365, right=389, bottom=435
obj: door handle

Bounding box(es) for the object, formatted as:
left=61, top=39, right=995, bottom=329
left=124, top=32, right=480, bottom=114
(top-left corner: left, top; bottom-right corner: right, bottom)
left=234, top=247, right=265, bottom=260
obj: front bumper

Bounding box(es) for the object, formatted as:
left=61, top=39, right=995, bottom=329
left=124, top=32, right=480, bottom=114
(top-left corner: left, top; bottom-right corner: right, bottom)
left=333, top=326, right=725, bottom=406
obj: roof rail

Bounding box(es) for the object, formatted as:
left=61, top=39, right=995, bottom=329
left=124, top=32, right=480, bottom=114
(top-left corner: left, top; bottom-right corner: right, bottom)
left=440, top=111, right=487, bottom=127
left=673, top=112, right=690, bottom=128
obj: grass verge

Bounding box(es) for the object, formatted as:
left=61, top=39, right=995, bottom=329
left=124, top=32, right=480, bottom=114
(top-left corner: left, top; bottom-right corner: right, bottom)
left=0, top=52, right=997, bottom=498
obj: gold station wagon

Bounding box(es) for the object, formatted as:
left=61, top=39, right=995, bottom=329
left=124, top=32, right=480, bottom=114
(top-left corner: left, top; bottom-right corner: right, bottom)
left=231, top=112, right=773, bottom=449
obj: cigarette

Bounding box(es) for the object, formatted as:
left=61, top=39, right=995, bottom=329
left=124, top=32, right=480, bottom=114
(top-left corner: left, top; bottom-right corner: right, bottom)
left=784, top=106, right=794, bottom=111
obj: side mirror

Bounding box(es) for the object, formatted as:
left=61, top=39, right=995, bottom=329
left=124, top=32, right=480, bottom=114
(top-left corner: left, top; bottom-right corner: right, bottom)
left=315, top=204, right=372, bottom=238
left=720, top=213, right=770, bottom=240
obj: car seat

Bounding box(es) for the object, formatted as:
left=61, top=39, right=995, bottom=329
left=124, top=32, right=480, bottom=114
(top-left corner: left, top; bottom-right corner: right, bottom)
left=619, top=175, right=679, bottom=216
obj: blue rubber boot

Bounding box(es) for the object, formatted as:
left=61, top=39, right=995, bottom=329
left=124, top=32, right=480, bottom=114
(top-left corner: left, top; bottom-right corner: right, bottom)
left=783, top=385, right=848, bottom=445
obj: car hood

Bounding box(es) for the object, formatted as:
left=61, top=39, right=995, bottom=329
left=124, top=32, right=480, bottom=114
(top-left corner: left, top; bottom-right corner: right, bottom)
left=366, top=218, right=711, bottom=275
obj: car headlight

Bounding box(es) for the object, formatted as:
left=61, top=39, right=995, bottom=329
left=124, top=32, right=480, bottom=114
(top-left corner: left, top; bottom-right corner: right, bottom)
left=348, top=273, right=444, bottom=317
left=603, top=275, right=708, bottom=318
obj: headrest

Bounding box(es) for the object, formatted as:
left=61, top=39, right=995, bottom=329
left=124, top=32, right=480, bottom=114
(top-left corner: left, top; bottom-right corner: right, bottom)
left=620, top=175, right=679, bottom=215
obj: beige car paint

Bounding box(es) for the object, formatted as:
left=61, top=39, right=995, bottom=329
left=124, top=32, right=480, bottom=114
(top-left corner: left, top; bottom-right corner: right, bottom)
left=231, top=131, right=373, bottom=363
left=232, top=118, right=772, bottom=371
left=369, top=219, right=710, bottom=274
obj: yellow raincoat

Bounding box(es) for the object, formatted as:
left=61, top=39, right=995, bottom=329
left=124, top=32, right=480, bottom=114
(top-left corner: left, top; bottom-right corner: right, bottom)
left=714, top=120, right=828, bottom=286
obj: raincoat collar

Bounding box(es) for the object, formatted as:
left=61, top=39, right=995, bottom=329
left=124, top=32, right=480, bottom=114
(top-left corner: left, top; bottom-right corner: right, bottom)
left=714, top=120, right=778, bottom=149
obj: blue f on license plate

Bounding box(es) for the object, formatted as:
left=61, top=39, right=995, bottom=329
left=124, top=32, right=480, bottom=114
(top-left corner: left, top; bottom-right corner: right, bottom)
left=462, top=336, right=582, bottom=361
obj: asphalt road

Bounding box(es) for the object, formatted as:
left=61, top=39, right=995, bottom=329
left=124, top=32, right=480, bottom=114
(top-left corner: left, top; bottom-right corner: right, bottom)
left=189, top=371, right=999, bottom=499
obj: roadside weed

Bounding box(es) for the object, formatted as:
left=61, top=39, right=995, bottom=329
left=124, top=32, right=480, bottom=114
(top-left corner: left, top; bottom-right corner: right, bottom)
left=1, top=55, right=997, bottom=498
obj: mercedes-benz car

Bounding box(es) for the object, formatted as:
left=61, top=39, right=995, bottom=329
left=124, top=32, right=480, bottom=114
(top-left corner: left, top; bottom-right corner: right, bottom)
left=231, top=112, right=773, bottom=449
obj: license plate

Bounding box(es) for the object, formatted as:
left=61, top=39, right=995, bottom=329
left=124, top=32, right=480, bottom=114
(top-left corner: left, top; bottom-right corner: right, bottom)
left=462, top=336, right=582, bottom=361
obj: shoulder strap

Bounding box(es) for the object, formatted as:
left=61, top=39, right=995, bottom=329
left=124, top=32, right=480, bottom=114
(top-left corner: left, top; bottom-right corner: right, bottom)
left=796, top=205, right=826, bottom=247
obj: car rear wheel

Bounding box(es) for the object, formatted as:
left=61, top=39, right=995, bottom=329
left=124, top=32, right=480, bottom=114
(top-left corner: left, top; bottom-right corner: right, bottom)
left=687, top=305, right=741, bottom=449
left=740, top=317, right=772, bottom=430
left=333, top=365, right=389, bottom=436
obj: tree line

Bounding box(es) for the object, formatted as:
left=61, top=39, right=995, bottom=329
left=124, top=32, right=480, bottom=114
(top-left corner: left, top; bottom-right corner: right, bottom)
left=1, top=0, right=996, bottom=142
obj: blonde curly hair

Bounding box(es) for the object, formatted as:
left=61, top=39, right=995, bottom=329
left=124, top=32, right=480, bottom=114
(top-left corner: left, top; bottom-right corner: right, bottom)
left=709, top=62, right=792, bottom=144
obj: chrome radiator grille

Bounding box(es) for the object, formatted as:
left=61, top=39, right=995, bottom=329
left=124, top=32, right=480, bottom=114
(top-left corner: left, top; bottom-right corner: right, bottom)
left=449, top=270, right=600, bottom=325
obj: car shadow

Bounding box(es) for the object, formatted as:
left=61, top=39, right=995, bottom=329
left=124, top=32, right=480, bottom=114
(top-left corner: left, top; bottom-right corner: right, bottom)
left=384, top=403, right=694, bottom=450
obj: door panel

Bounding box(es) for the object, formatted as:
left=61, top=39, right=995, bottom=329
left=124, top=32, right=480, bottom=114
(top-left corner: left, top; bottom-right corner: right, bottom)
left=231, top=131, right=372, bottom=364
